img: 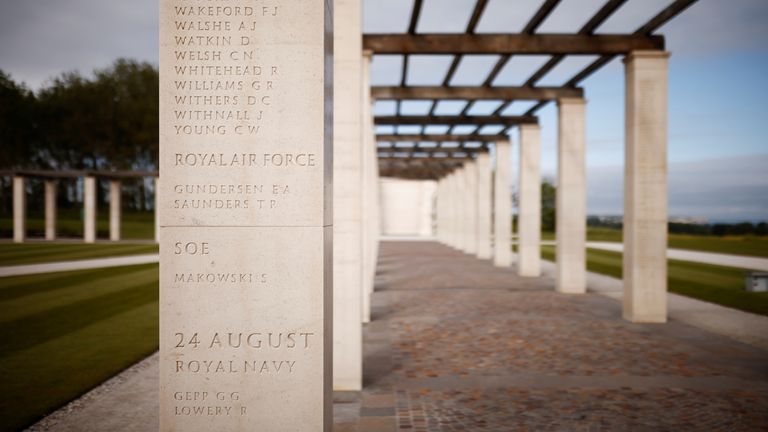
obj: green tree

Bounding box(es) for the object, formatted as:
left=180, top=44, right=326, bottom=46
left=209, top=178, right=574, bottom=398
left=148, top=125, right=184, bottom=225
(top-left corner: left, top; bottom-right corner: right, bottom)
left=541, top=179, right=556, bottom=232
left=0, top=70, right=39, bottom=169
left=35, top=59, right=158, bottom=170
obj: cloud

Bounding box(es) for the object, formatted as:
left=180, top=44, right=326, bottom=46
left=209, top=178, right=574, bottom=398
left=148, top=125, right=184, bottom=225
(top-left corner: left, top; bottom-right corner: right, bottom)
left=0, top=0, right=157, bottom=89
left=587, top=155, right=768, bottom=222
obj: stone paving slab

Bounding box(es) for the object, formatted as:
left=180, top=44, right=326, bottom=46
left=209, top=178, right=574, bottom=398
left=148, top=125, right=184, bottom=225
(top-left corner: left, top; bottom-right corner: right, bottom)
left=349, top=241, right=768, bottom=431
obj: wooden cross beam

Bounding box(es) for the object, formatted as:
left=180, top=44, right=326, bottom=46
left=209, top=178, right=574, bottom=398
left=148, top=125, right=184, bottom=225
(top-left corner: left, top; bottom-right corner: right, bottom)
left=363, top=34, right=664, bottom=55
left=375, top=115, right=536, bottom=126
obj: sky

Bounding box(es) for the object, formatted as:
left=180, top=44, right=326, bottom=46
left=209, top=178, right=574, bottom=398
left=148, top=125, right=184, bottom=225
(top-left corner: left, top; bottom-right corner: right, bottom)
left=0, top=0, right=766, bottom=222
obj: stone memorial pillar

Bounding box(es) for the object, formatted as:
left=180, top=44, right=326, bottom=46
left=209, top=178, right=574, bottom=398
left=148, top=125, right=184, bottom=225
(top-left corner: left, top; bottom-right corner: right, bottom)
left=159, top=0, right=333, bottom=430
left=456, top=166, right=467, bottom=252
left=556, top=98, right=587, bottom=294
left=445, top=170, right=456, bottom=248
left=44, top=180, right=57, bottom=241
left=475, top=153, right=492, bottom=259
left=623, top=51, right=670, bottom=323
left=12, top=176, right=25, bottom=243
left=361, top=49, right=374, bottom=325
left=518, top=125, right=542, bottom=277
left=439, top=177, right=448, bottom=244
left=333, top=0, right=363, bottom=391
left=464, top=161, right=478, bottom=254
left=154, top=177, right=160, bottom=244
left=444, top=177, right=451, bottom=244
left=83, top=176, right=97, bottom=244
left=109, top=180, right=121, bottom=241
left=493, top=141, right=512, bottom=267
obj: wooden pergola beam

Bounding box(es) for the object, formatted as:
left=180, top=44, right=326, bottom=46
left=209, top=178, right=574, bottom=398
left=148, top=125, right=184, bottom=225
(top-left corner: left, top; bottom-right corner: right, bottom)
left=372, top=85, right=581, bottom=100
left=376, top=134, right=506, bottom=142
left=364, top=34, right=664, bottom=55
left=375, top=115, right=536, bottom=126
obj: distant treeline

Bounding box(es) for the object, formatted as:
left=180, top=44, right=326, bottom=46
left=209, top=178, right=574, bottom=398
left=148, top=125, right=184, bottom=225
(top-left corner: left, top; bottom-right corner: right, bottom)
left=588, top=217, right=768, bottom=236
left=0, top=59, right=159, bottom=214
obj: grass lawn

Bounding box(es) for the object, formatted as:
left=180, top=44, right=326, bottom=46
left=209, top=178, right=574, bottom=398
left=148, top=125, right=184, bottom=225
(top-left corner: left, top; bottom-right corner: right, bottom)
left=541, top=246, right=768, bottom=316
left=540, top=228, right=768, bottom=258
left=0, top=264, right=159, bottom=432
left=0, top=209, right=155, bottom=240
left=0, top=243, right=158, bottom=266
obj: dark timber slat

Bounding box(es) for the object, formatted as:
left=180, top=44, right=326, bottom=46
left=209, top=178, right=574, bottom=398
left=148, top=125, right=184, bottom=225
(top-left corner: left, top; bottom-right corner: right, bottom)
left=376, top=134, right=506, bottom=142
left=375, top=115, right=537, bottom=126
left=635, top=0, right=697, bottom=35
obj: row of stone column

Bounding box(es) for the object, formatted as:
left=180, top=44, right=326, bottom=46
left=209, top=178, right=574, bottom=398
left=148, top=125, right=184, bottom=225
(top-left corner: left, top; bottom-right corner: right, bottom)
left=11, top=176, right=159, bottom=244
left=331, top=2, right=381, bottom=393
left=436, top=50, right=670, bottom=325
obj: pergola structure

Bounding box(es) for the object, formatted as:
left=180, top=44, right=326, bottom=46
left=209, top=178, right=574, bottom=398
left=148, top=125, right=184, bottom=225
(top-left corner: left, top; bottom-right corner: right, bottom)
left=357, top=0, right=696, bottom=338
left=2, top=169, right=158, bottom=244
left=2, top=0, right=698, bottom=397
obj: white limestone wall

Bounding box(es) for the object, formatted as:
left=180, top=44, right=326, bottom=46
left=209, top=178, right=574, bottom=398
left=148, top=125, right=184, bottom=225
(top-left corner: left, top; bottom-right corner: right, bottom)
left=379, top=178, right=437, bottom=237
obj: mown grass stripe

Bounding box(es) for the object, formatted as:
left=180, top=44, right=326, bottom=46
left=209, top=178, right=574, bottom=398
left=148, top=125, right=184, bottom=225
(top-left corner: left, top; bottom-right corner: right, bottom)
left=0, top=264, right=156, bottom=302
left=0, top=278, right=157, bottom=355
left=0, top=264, right=157, bottom=323
left=541, top=246, right=768, bottom=316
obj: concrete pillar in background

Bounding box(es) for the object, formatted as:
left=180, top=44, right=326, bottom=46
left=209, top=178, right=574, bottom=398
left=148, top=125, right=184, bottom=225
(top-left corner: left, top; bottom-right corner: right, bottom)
left=361, top=49, right=374, bottom=325
left=84, top=176, right=97, bottom=244
left=475, top=153, right=492, bottom=260
left=556, top=98, right=587, bottom=294
left=518, top=124, right=542, bottom=277
left=333, top=0, right=363, bottom=391
left=44, top=180, right=57, bottom=241
left=493, top=141, right=512, bottom=267
left=623, top=51, right=670, bottom=323
left=464, top=161, right=478, bottom=255
left=12, top=176, right=25, bottom=243
left=455, top=167, right=467, bottom=252
left=448, top=172, right=457, bottom=248
left=109, top=180, right=122, bottom=241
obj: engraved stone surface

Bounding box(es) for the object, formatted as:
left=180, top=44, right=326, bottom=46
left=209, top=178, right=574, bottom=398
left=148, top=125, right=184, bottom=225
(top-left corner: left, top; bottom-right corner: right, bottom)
left=159, top=1, right=333, bottom=430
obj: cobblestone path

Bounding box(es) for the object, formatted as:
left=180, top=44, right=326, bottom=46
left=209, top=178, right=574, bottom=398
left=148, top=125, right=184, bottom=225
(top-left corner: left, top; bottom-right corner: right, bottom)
left=334, top=241, right=768, bottom=432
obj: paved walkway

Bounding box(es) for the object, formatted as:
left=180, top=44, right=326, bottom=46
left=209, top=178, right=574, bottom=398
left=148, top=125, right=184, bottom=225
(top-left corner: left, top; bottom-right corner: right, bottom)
left=536, top=239, right=768, bottom=271
left=0, top=254, right=159, bottom=277
left=30, top=241, right=768, bottom=431
left=586, top=241, right=768, bottom=271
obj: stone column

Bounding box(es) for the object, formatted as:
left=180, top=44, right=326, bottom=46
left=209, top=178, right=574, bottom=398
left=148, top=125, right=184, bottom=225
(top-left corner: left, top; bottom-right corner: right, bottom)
left=493, top=141, right=512, bottom=267
left=44, top=180, right=57, bottom=241
left=361, top=49, right=373, bottom=324
left=83, top=176, right=97, bottom=244
left=623, top=51, right=670, bottom=323
left=518, top=125, right=542, bottom=277
left=12, top=176, right=25, bottom=243
left=448, top=173, right=457, bottom=247
left=333, top=0, right=363, bottom=391
left=445, top=176, right=452, bottom=245
left=455, top=167, right=467, bottom=251
left=556, top=98, right=587, bottom=294
left=475, top=153, right=492, bottom=259
left=464, top=161, right=478, bottom=254
left=159, top=0, right=333, bottom=430
left=154, top=177, right=160, bottom=243
left=109, top=180, right=122, bottom=241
